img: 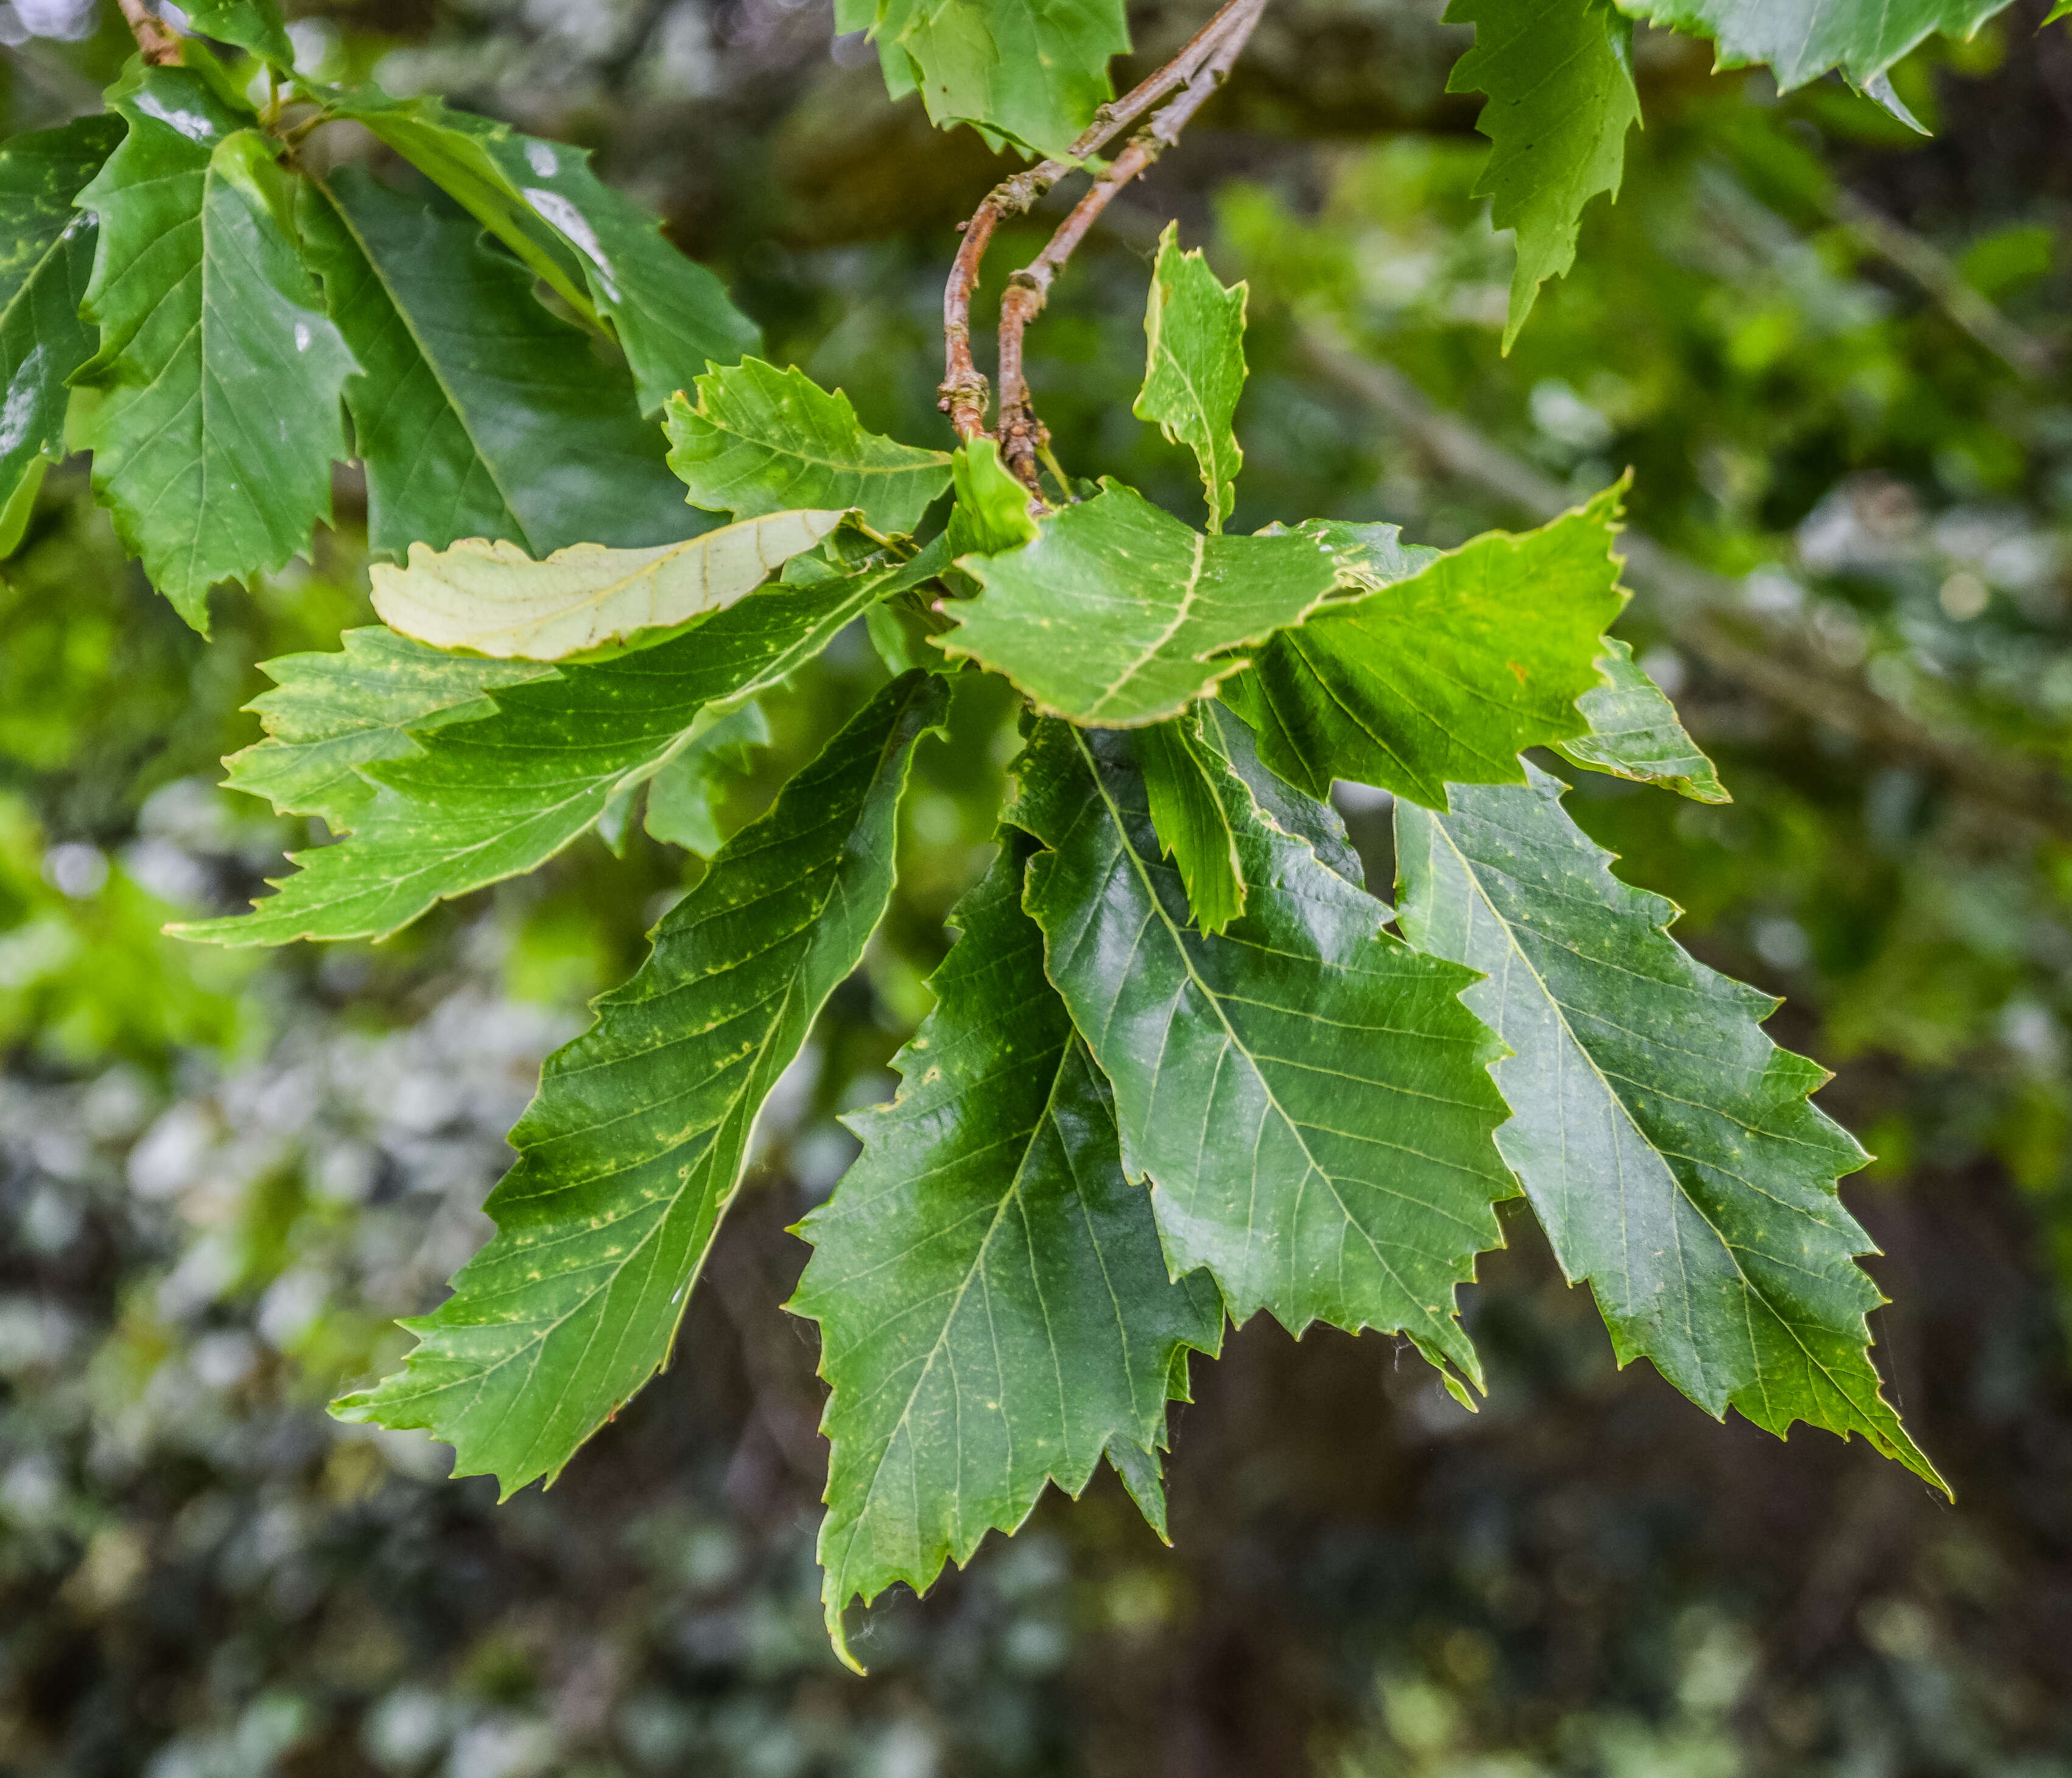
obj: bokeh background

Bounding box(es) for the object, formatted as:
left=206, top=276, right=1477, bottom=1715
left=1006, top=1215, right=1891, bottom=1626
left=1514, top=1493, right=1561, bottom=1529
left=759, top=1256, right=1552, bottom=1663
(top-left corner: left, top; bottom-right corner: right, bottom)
left=4, top=1, right=2072, bottom=1773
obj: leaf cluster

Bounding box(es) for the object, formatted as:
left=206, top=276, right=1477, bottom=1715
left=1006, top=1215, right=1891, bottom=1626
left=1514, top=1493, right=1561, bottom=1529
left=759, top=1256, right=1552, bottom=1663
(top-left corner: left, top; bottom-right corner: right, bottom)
left=0, top=0, right=1982, bottom=1671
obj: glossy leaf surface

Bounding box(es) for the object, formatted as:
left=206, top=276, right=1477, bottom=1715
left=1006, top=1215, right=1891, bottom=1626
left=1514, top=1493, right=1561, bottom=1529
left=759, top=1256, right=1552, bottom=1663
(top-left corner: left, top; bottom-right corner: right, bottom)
left=1136, top=710, right=1247, bottom=934
left=75, top=72, right=357, bottom=628
left=794, top=835, right=1222, bottom=1668
left=1395, top=765, right=1942, bottom=1488
left=0, top=116, right=120, bottom=552
left=1008, top=719, right=1514, bottom=1389
left=304, top=170, right=701, bottom=558
left=334, top=672, right=949, bottom=1492
left=1611, top=0, right=2014, bottom=88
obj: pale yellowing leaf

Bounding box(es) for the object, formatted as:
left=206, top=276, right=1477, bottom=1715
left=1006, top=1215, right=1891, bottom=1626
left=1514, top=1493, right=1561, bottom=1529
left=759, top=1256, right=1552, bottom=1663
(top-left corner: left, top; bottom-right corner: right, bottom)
left=368, top=508, right=850, bottom=660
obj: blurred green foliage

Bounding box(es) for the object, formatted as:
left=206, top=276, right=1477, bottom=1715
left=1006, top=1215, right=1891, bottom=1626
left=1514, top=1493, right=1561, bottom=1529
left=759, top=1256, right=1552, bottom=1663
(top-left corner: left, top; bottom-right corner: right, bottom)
left=2, top=1, right=2071, bottom=1774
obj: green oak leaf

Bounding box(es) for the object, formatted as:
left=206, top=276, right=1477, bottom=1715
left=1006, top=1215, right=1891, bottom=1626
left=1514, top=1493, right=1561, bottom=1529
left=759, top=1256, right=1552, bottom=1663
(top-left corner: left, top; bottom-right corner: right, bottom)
left=944, top=437, right=1038, bottom=561
left=793, top=834, right=1223, bottom=1669
left=222, top=628, right=553, bottom=832
left=1136, top=708, right=1247, bottom=934
left=1199, top=700, right=1364, bottom=888
left=1394, top=764, right=1944, bottom=1491
left=178, top=551, right=901, bottom=946
left=665, top=358, right=952, bottom=536
left=180, top=0, right=295, bottom=64
left=368, top=509, right=848, bottom=661
left=469, top=126, right=761, bottom=414
left=1223, top=482, right=1628, bottom=809
left=322, top=90, right=758, bottom=399
left=1288, top=519, right=1444, bottom=596
left=1007, top=717, right=1515, bottom=1393
left=332, top=671, right=949, bottom=1493
left=74, top=72, right=357, bottom=630
left=642, top=701, right=770, bottom=855
left=1135, top=222, right=1248, bottom=532
left=1555, top=635, right=1729, bottom=803
left=1447, top=0, right=1642, bottom=350
left=0, top=115, right=121, bottom=556
left=303, top=169, right=709, bottom=558
left=859, top=0, right=1130, bottom=157
left=946, top=481, right=1339, bottom=726
left=1610, top=0, right=2015, bottom=88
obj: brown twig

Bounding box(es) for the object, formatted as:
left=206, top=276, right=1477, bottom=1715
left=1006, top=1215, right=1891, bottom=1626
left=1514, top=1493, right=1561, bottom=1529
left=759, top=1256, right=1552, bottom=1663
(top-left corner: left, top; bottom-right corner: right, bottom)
left=118, top=0, right=183, bottom=64
left=992, top=0, right=1267, bottom=487
left=938, top=0, right=1266, bottom=441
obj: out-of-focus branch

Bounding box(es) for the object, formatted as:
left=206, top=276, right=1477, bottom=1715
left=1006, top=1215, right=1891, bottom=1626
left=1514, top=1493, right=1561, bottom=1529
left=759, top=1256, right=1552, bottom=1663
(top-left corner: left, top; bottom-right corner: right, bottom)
left=1825, top=187, right=2054, bottom=382
left=1295, top=320, right=2072, bottom=840
left=118, top=0, right=184, bottom=64
left=939, top=0, right=1266, bottom=446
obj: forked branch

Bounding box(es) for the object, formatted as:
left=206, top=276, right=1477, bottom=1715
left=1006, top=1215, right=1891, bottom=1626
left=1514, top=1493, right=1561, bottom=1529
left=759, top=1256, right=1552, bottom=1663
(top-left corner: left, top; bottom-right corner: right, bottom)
left=938, top=0, right=1268, bottom=451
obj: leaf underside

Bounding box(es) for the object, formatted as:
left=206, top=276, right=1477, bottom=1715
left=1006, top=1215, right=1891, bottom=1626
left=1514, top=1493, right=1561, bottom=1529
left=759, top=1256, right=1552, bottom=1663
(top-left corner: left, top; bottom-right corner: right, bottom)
left=794, top=833, right=1222, bottom=1669
left=333, top=670, right=950, bottom=1492
left=1394, top=764, right=1943, bottom=1491
left=1611, top=0, right=2016, bottom=89
left=367, top=508, right=848, bottom=661
left=1556, top=634, right=1729, bottom=803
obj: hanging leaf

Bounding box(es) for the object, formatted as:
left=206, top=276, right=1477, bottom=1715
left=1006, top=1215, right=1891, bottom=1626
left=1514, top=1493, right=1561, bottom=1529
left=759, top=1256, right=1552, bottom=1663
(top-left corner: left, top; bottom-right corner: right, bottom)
left=1610, top=0, right=2015, bottom=90
left=1394, top=765, right=1944, bottom=1489
left=368, top=508, right=849, bottom=661
left=469, top=125, right=762, bottom=413
left=1135, top=222, right=1248, bottom=532
left=665, top=358, right=952, bottom=536
left=1447, top=0, right=1642, bottom=349
left=1224, top=483, right=1628, bottom=808
left=74, top=72, right=357, bottom=629
left=855, top=0, right=1131, bottom=158
left=1008, top=718, right=1514, bottom=1392
left=946, top=481, right=1338, bottom=726
left=180, top=0, right=296, bottom=65
left=793, top=835, right=1223, bottom=1670
left=333, top=671, right=949, bottom=1493
left=1136, top=709, right=1248, bottom=934
left=178, top=550, right=901, bottom=946
left=303, top=169, right=706, bottom=558
left=1555, top=636, right=1729, bottom=803
left=0, top=115, right=121, bottom=555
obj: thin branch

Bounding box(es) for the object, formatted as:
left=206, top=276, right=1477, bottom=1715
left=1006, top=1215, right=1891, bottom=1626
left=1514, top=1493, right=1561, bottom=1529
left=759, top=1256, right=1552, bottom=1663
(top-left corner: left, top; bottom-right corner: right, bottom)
left=992, top=0, right=1268, bottom=486
left=118, top=0, right=183, bottom=65
left=938, top=0, right=1265, bottom=439
left=1824, top=186, right=2054, bottom=382
left=1293, top=318, right=2072, bottom=842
